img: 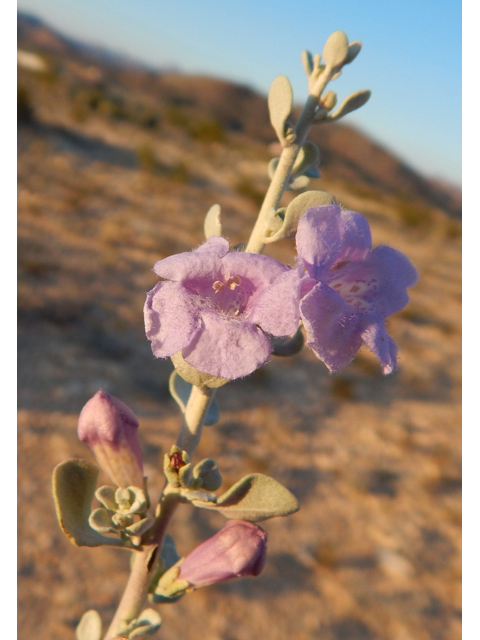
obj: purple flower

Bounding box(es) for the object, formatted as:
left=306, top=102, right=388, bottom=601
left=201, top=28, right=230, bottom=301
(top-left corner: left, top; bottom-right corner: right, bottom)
left=178, top=520, right=268, bottom=588
left=78, top=390, right=144, bottom=488
left=144, top=237, right=300, bottom=380
left=296, top=205, right=418, bottom=374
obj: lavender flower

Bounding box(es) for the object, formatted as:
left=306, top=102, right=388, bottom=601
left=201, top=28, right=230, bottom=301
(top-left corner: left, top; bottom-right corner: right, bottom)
left=178, top=520, right=268, bottom=588
left=78, top=390, right=144, bottom=488
left=296, top=205, right=418, bottom=374
left=144, top=236, right=300, bottom=380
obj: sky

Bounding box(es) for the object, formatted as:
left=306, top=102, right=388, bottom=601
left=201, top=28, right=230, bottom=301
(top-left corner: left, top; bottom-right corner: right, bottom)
left=17, top=0, right=462, bottom=185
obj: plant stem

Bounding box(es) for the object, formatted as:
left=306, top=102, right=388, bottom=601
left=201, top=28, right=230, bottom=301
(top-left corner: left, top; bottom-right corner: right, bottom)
left=103, top=387, right=215, bottom=639
left=103, top=493, right=179, bottom=640
left=245, top=71, right=332, bottom=255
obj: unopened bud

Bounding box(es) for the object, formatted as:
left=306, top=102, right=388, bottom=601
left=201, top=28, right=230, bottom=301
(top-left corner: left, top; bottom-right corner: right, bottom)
left=78, top=390, right=144, bottom=488
left=178, top=520, right=268, bottom=589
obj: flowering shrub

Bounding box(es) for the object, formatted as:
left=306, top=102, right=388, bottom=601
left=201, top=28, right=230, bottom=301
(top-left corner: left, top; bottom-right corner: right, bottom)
left=52, top=29, right=419, bottom=640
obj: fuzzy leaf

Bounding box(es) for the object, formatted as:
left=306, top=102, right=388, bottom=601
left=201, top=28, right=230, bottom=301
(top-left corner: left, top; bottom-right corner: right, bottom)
left=323, top=30, right=349, bottom=69
left=329, top=89, right=371, bottom=120
left=76, top=610, right=102, bottom=640
left=264, top=190, right=336, bottom=243
left=53, top=459, right=129, bottom=548
left=117, top=609, right=162, bottom=639
left=204, top=204, right=222, bottom=239
left=95, top=485, right=117, bottom=511
left=169, top=370, right=220, bottom=425
left=301, top=49, right=314, bottom=76
left=124, top=517, right=155, bottom=536
left=288, top=175, right=310, bottom=191
left=291, top=141, right=320, bottom=178
left=193, top=458, right=223, bottom=491
left=89, top=508, right=117, bottom=534
left=191, top=473, right=300, bottom=522
left=345, top=41, right=362, bottom=64
left=268, top=75, right=293, bottom=143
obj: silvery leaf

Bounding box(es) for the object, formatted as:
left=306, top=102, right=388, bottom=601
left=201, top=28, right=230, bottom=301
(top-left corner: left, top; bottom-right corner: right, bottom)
left=268, top=75, right=293, bottom=143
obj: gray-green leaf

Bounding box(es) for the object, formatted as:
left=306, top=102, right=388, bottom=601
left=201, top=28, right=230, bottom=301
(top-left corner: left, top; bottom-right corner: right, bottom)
left=95, top=485, right=117, bottom=511
left=345, top=41, right=362, bottom=64
left=204, top=204, right=222, bottom=239
left=89, top=508, right=117, bottom=534
left=117, top=609, right=162, bottom=638
left=191, top=473, right=300, bottom=522
left=322, top=30, right=349, bottom=70
left=264, top=189, right=336, bottom=244
left=268, top=75, right=293, bottom=144
left=301, top=49, right=314, bottom=76
left=291, top=141, right=320, bottom=178
left=52, top=459, right=130, bottom=548
left=329, top=89, right=371, bottom=120
left=76, top=610, right=102, bottom=640
left=124, top=517, right=155, bottom=536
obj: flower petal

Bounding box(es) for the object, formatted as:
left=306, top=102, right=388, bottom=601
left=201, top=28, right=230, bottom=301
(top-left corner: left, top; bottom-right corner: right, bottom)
left=182, top=312, right=272, bottom=379
left=300, top=282, right=363, bottom=372
left=223, top=251, right=288, bottom=289
left=153, top=237, right=229, bottom=282
left=296, top=205, right=372, bottom=276
left=249, top=267, right=302, bottom=336
left=366, top=246, right=419, bottom=317
left=144, top=281, right=201, bottom=357
left=361, top=314, right=398, bottom=374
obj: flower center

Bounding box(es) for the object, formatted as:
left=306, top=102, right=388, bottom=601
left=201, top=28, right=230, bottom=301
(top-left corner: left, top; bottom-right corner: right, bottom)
left=190, top=274, right=249, bottom=317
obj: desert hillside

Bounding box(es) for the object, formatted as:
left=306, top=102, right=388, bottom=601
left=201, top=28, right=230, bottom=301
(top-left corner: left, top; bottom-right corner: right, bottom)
left=18, top=13, right=461, bottom=640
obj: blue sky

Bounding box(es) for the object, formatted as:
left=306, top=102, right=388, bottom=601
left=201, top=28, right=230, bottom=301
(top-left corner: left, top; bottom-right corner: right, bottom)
left=18, top=0, right=462, bottom=185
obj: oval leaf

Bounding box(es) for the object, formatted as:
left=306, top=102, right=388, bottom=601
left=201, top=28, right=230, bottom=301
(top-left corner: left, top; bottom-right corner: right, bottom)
left=322, top=30, right=349, bottom=70
left=117, top=609, right=162, bottom=639
left=264, top=190, right=336, bottom=243
left=345, top=41, right=362, bottom=64
left=52, top=459, right=129, bottom=548
left=76, top=610, right=102, bottom=640
left=291, top=141, right=320, bottom=178
left=124, top=516, right=155, bottom=536
left=204, top=204, right=222, bottom=239
left=95, top=485, right=117, bottom=511
left=191, top=473, right=300, bottom=522
left=301, top=49, right=313, bottom=76
left=329, top=89, right=371, bottom=120
left=89, top=508, right=117, bottom=534
left=268, top=75, right=293, bottom=143
left=288, top=175, right=310, bottom=191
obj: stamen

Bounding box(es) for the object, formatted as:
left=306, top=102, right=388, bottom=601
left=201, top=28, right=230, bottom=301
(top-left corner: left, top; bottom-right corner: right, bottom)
left=227, top=276, right=242, bottom=290
left=212, top=281, right=225, bottom=293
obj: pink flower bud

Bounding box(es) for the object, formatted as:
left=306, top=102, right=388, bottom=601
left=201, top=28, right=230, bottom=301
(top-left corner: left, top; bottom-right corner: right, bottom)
left=77, top=390, right=144, bottom=488
left=178, top=520, right=268, bottom=588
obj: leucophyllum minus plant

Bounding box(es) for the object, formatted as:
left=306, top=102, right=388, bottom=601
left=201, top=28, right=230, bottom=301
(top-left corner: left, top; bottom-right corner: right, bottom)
left=52, top=29, right=418, bottom=640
